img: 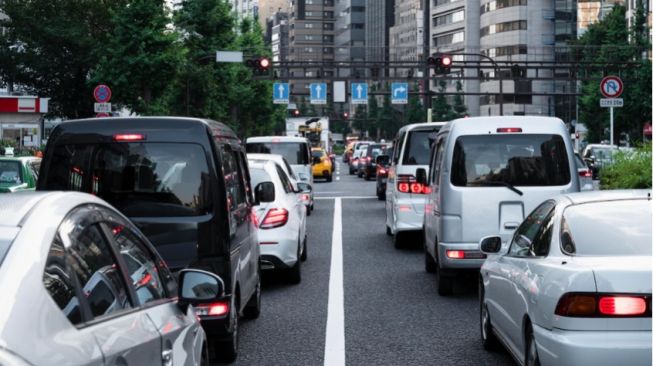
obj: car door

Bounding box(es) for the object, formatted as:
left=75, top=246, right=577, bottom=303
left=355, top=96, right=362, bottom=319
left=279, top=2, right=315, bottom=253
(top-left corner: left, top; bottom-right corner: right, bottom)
left=425, top=136, right=446, bottom=255
left=61, top=206, right=162, bottom=366
left=102, top=217, right=203, bottom=366
left=492, top=201, right=555, bottom=357
left=276, top=164, right=303, bottom=241
left=386, top=132, right=405, bottom=228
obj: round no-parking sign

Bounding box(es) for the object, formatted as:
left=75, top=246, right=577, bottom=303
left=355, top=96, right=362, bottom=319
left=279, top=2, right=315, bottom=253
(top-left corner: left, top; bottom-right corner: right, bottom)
left=93, top=84, right=112, bottom=103
left=600, top=76, right=623, bottom=98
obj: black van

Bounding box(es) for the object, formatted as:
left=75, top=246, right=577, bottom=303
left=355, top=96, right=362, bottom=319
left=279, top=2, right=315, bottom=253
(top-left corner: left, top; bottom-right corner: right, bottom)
left=38, top=117, right=260, bottom=362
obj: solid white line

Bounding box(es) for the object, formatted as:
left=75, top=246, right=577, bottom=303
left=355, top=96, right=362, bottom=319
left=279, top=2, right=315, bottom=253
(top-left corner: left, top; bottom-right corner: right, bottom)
left=324, top=198, right=345, bottom=366
left=316, top=196, right=377, bottom=200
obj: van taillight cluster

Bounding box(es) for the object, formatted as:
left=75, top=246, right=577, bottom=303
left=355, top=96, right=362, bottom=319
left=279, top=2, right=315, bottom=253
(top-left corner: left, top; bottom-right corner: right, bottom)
left=260, top=208, right=289, bottom=229
left=555, top=293, right=651, bottom=317
left=397, top=175, right=430, bottom=194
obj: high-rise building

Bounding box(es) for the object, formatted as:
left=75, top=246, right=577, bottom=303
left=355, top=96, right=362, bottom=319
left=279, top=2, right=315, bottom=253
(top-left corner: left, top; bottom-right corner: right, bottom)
left=389, top=0, right=424, bottom=76
left=269, top=12, right=290, bottom=67
left=229, top=0, right=259, bottom=19
left=334, top=0, right=366, bottom=77
left=365, top=0, right=395, bottom=72
left=259, top=0, right=290, bottom=30
left=289, top=0, right=336, bottom=96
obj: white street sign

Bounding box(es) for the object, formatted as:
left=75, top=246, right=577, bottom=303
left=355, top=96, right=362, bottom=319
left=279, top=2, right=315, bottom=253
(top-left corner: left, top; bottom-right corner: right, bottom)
left=94, top=102, right=112, bottom=113
left=333, top=81, right=346, bottom=102
left=600, top=98, right=624, bottom=107
left=216, top=51, right=244, bottom=63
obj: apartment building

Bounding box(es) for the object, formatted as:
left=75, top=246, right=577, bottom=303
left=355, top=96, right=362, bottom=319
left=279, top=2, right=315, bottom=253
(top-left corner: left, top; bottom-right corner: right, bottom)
left=269, top=12, right=290, bottom=67
left=389, top=0, right=424, bottom=77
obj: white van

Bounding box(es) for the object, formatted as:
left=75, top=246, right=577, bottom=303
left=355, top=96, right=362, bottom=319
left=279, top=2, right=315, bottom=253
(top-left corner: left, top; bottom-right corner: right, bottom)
left=385, top=122, right=446, bottom=248
left=418, top=116, right=580, bottom=295
left=246, top=136, right=314, bottom=211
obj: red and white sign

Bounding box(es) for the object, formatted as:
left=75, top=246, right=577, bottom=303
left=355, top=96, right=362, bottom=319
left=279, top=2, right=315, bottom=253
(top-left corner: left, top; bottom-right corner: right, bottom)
left=0, top=96, right=49, bottom=113
left=644, top=122, right=652, bottom=137
left=93, top=84, right=112, bottom=103
left=600, top=76, right=624, bottom=98
left=96, top=112, right=111, bottom=118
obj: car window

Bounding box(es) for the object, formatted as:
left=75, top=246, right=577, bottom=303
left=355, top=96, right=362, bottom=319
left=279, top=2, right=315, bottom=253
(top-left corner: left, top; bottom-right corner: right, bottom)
left=105, top=222, right=167, bottom=304
left=508, top=201, right=555, bottom=257
left=281, top=158, right=297, bottom=180
left=30, top=161, right=41, bottom=180
left=275, top=164, right=293, bottom=194
left=236, top=151, right=254, bottom=205
left=451, top=134, right=571, bottom=187
left=39, top=144, right=92, bottom=191
left=67, top=224, right=132, bottom=320
left=249, top=167, right=272, bottom=189
left=221, top=145, right=246, bottom=209
left=0, top=161, right=23, bottom=184
left=43, top=233, right=83, bottom=325
left=393, top=133, right=405, bottom=164
left=246, top=142, right=310, bottom=165
left=402, top=129, right=438, bottom=165
left=312, top=150, right=324, bottom=158
left=430, top=139, right=446, bottom=184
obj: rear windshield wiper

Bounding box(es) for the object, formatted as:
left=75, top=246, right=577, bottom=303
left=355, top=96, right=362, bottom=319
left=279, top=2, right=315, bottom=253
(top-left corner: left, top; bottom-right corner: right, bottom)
left=471, top=181, right=523, bottom=196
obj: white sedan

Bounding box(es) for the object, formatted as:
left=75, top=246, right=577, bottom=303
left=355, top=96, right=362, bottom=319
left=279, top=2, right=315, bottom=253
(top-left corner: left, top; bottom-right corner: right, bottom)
left=479, top=190, right=652, bottom=366
left=248, top=159, right=308, bottom=284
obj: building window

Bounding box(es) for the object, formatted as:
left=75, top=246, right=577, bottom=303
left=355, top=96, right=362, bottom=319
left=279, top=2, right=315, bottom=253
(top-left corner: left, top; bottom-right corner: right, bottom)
left=434, top=0, right=459, bottom=6
left=433, top=9, right=465, bottom=27
left=480, top=20, right=527, bottom=37
left=480, top=0, right=527, bottom=14
left=481, top=44, right=528, bottom=57
left=433, top=31, right=465, bottom=47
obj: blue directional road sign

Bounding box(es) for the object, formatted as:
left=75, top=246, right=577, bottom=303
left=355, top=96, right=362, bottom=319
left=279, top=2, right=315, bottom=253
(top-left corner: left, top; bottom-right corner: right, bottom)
left=310, top=83, right=327, bottom=104
left=273, top=82, right=289, bottom=104
left=351, top=82, right=368, bottom=104
left=391, top=83, right=408, bottom=105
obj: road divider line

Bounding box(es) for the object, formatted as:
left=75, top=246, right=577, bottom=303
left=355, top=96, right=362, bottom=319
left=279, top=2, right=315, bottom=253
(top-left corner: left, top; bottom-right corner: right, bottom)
left=316, top=196, right=377, bottom=200
left=324, top=197, right=345, bottom=366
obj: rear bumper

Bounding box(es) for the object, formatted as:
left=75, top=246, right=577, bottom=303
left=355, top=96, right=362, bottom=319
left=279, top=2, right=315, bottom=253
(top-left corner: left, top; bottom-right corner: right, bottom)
left=437, top=242, right=486, bottom=269
left=258, top=231, right=298, bottom=268
left=392, top=198, right=424, bottom=233
left=533, top=324, right=652, bottom=366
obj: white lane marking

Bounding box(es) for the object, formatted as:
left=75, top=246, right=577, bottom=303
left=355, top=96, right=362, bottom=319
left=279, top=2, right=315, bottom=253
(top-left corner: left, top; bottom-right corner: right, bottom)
left=324, top=198, right=345, bottom=366
left=316, top=196, right=377, bottom=200
left=336, top=176, right=340, bottom=181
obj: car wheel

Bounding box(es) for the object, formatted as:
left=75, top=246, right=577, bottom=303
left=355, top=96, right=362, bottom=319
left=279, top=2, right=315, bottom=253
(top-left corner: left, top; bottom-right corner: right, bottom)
left=326, top=173, right=332, bottom=182
left=435, top=254, right=453, bottom=296
left=287, top=243, right=302, bottom=284
left=386, top=225, right=392, bottom=236
left=200, top=342, right=209, bottom=366
left=480, top=281, right=500, bottom=351
left=213, top=295, right=239, bottom=363
left=525, top=323, right=541, bottom=366
left=364, top=173, right=371, bottom=181
left=393, top=231, right=404, bottom=249
left=243, top=267, right=261, bottom=319
left=301, top=235, right=308, bottom=261
left=425, top=250, right=437, bottom=273
left=349, top=167, right=354, bottom=175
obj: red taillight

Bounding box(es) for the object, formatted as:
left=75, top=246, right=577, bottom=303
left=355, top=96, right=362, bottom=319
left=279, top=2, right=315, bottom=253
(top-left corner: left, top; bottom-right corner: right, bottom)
left=397, top=175, right=428, bottom=194
left=260, top=208, right=288, bottom=229
left=366, top=156, right=371, bottom=163
left=398, top=182, right=410, bottom=193
left=599, top=296, right=647, bottom=316
left=137, top=273, right=152, bottom=286
left=446, top=250, right=465, bottom=259
left=113, top=133, right=145, bottom=141
left=410, top=183, right=422, bottom=194
left=496, top=128, right=522, bottom=133
left=196, top=301, right=229, bottom=317
left=378, top=168, right=387, bottom=175
left=579, top=170, right=592, bottom=178
left=555, top=293, right=650, bottom=317
left=300, top=193, right=310, bottom=201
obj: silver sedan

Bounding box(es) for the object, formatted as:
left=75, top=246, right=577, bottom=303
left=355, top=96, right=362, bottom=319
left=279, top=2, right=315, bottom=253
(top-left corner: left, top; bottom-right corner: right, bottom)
left=0, top=191, right=226, bottom=365
left=479, top=190, right=652, bottom=366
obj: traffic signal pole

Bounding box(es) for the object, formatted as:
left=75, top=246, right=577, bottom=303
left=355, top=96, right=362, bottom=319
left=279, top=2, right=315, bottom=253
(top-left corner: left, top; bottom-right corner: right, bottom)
left=422, top=0, right=431, bottom=117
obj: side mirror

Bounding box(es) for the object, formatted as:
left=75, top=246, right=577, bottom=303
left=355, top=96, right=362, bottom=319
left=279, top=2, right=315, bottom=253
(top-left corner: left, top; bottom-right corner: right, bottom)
left=416, top=168, right=427, bottom=185
left=297, top=182, right=312, bottom=193
left=255, top=181, right=275, bottom=203
left=177, top=269, right=226, bottom=313
left=376, top=154, right=390, bottom=165
left=479, top=236, right=502, bottom=254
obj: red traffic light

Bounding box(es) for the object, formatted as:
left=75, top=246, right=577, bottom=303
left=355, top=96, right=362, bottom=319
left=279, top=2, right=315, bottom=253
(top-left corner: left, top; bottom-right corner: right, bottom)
left=259, top=58, right=270, bottom=69
left=343, top=112, right=349, bottom=119
left=441, top=56, right=452, bottom=66
left=293, top=109, right=300, bottom=116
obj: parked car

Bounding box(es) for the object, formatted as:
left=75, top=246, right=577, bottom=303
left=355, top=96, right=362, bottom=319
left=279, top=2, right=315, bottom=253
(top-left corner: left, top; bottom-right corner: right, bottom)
left=0, top=156, right=40, bottom=193
left=479, top=190, right=652, bottom=366
left=0, top=191, right=222, bottom=366
left=582, top=144, right=618, bottom=179
left=574, top=152, right=594, bottom=191
left=37, top=117, right=261, bottom=362
left=419, top=116, right=579, bottom=295
left=311, top=147, right=333, bottom=182
left=247, top=153, right=313, bottom=215
left=246, top=136, right=314, bottom=211
left=385, top=122, right=445, bottom=248
left=375, top=149, right=392, bottom=200
left=358, top=143, right=390, bottom=180
left=248, top=159, right=308, bottom=283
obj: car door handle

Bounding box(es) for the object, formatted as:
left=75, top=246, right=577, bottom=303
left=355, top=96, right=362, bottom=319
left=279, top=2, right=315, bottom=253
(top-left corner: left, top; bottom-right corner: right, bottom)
left=504, top=222, right=519, bottom=229
left=162, top=349, right=173, bottom=366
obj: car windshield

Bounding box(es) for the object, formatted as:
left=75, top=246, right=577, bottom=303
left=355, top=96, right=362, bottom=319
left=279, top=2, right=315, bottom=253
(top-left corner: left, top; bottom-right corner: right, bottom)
left=402, top=129, right=438, bottom=165
left=246, top=142, right=309, bottom=165
left=250, top=167, right=272, bottom=188
left=561, top=200, right=652, bottom=256
left=312, top=150, right=324, bottom=158
left=369, top=144, right=388, bottom=158
left=42, top=143, right=210, bottom=217
left=0, top=161, right=22, bottom=185
left=451, top=134, right=571, bottom=187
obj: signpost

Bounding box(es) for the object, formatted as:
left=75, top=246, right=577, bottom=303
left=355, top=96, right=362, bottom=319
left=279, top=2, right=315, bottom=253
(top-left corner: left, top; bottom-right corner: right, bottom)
left=273, top=82, right=289, bottom=104
left=93, top=84, right=112, bottom=118
left=599, top=76, right=624, bottom=146
left=351, top=82, right=368, bottom=104
left=310, top=83, right=327, bottom=105
left=391, top=83, right=408, bottom=104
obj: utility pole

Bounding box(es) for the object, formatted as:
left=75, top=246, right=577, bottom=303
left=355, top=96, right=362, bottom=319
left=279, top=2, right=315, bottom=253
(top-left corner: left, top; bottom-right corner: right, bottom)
left=422, top=0, right=431, bottom=115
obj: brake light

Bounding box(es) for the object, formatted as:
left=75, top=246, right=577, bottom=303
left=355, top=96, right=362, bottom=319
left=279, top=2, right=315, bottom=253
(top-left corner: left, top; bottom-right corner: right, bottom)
left=260, top=208, right=289, bottom=229
left=555, top=293, right=650, bottom=317
left=366, top=156, right=371, bottom=163
left=397, top=175, right=429, bottom=194
left=446, top=250, right=465, bottom=259
left=410, top=183, right=422, bottom=194
left=195, top=301, right=229, bottom=317
left=300, top=193, right=310, bottom=201
left=113, top=133, right=145, bottom=141
left=579, top=170, right=592, bottom=178
left=398, top=182, right=410, bottom=193
left=496, top=128, right=522, bottom=133
left=378, top=168, right=387, bottom=175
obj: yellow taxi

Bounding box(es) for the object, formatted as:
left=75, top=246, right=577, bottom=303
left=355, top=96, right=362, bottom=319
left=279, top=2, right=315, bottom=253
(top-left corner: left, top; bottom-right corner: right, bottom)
left=311, top=147, right=333, bottom=182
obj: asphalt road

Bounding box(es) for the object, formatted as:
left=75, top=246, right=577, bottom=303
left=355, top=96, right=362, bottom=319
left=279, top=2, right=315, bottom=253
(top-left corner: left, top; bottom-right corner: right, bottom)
left=231, top=160, right=515, bottom=366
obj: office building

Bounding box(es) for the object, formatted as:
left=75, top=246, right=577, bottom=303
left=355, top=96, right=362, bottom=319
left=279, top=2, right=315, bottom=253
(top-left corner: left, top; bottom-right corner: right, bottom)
left=389, top=0, right=424, bottom=76
left=334, top=0, right=366, bottom=77
left=269, top=12, right=290, bottom=66
left=365, top=0, right=395, bottom=73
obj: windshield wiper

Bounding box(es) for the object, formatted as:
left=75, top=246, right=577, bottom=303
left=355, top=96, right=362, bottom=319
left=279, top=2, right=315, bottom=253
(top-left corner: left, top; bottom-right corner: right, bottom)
left=471, top=181, right=523, bottom=196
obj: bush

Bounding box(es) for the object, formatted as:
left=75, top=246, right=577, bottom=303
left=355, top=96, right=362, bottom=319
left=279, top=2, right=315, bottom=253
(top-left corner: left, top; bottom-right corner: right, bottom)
left=600, top=143, right=652, bottom=189
left=332, top=145, right=345, bottom=155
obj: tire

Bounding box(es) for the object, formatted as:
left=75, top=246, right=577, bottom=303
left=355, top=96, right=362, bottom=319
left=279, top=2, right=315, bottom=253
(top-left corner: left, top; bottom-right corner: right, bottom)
left=213, top=295, right=239, bottom=363
left=349, top=167, right=354, bottom=175
left=200, top=343, right=209, bottom=366
left=357, top=170, right=363, bottom=178
left=307, top=206, right=311, bottom=216
left=386, top=225, right=392, bottom=236
left=364, top=173, right=371, bottom=181
left=301, top=236, right=308, bottom=261
left=287, top=243, right=302, bottom=284
left=435, top=253, right=454, bottom=296
left=525, top=323, right=541, bottom=366
left=326, top=173, right=332, bottom=182
left=393, top=231, right=404, bottom=249
left=243, top=267, right=261, bottom=319
left=480, top=282, right=500, bottom=351
left=425, top=250, right=437, bottom=273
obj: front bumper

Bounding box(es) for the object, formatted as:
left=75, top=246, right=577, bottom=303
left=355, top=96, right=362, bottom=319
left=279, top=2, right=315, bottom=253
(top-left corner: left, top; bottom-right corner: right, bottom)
left=437, top=242, right=486, bottom=270
left=533, top=324, right=652, bottom=366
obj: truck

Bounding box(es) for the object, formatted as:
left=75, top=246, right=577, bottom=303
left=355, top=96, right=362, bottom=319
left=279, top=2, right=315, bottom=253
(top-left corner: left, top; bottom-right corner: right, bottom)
left=285, top=117, right=332, bottom=153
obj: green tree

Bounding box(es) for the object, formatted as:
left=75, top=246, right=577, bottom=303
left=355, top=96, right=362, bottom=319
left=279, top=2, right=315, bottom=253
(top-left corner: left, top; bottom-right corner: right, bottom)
left=0, top=0, right=127, bottom=118
left=406, top=83, right=425, bottom=123
left=452, top=80, right=467, bottom=118
left=368, top=94, right=380, bottom=138
left=432, top=80, right=454, bottom=122
left=353, top=104, right=367, bottom=136
left=378, top=94, right=396, bottom=138
left=93, top=0, right=183, bottom=115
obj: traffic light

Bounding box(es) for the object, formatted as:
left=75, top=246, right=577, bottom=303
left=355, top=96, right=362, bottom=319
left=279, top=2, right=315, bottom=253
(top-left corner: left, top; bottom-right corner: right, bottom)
left=246, top=57, right=271, bottom=76
left=343, top=111, right=349, bottom=120
left=293, top=109, right=300, bottom=116
left=427, top=53, right=452, bottom=74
